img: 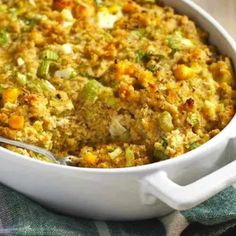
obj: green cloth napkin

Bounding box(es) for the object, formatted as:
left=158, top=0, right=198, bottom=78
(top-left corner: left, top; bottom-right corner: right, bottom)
left=0, top=184, right=236, bottom=236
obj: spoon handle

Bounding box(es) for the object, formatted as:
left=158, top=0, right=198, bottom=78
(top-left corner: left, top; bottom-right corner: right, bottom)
left=0, top=136, right=58, bottom=163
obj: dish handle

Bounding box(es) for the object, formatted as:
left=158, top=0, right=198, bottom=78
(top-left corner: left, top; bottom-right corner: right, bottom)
left=141, top=161, right=236, bottom=210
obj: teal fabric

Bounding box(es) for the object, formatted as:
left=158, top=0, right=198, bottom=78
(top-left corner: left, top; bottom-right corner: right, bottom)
left=0, top=183, right=236, bottom=236
left=182, top=220, right=236, bottom=236
left=182, top=187, right=236, bottom=226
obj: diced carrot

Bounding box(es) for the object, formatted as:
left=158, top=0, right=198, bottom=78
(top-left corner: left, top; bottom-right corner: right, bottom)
left=118, top=84, right=135, bottom=99
left=8, top=115, right=25, bottom=130
left=0, top=113, right=8, bottom=123
left=167, top=89, right=178, bottom=103
left=123, top=1, right=139, bottom=14
left=115, top=61, right=135, bottom=80
left=52, top=0, right=74, bottom=11
left=73, top=5, right=89, bottom=20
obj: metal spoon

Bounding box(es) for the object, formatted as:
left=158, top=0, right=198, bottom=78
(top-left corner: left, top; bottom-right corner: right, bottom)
left=0, top=136, right=73, bottom=165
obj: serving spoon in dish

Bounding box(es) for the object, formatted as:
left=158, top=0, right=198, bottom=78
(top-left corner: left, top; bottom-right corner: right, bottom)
left=0, top=136, right=72, bottom=165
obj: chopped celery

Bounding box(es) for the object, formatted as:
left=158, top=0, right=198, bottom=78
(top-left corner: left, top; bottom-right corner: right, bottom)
left=168, top=37, right=179, bottom=51
left=80, top=79, right=103, bottom=103
left=136, top=50, right=148, bottom=63
left=54, top=68, right=76, bottom=79
left=136, top=50, right=165, bottom=64
left=23, top=18, right=40, bottom=32
left=159, top=111, right=174, bottom=132
left=37, top=60, right=51, bottom=78
left=160, top=137, right=168, bottom=148
left=109, top=116, right=127, bottom=138
left=0, top=85, right=6, bottom=93
left=41, top=50, right=59, bottom=61
left=153, top=149, right=169, bottom=161
left=27, top=78, right=55, bottom=92
left=186, top=113, right=199, bottom=126
left=125, top=147, right=135, bottom=167
left=106, top=145, right=116, bottom=152
left=40, top=80, right=56, bottom=91
left=16, top=72, right=27, bottom=86
left=146, top=60, right=158, bottom=73
left=9, top=8, right=17, bottom=20
left=109, top=147, right=123, bottom=159
left=105, top=96, right=117, bottom=107
left=0, top=30, right=9, bottom=46
left=118, top=131, right=131, bottom=142
left=0, top=4, right=7, bottom=12
left=189, top=142, right=200, bottom=151
left=135, top=28, right=146, bottom=38
left=168, top=31, right=194, bottom=51
left=102, top=31, right=113, bottom=41
left=95, top=0, right=103, bottom=5
left=102, top=88, right=118, bottom=107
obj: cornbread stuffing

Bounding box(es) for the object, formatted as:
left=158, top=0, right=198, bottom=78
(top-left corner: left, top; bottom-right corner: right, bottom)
left=0, top=0, right=235, bottom=168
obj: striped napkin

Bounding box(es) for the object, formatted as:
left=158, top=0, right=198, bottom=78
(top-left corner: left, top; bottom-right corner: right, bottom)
left=0, top=184, right=236, bottom=236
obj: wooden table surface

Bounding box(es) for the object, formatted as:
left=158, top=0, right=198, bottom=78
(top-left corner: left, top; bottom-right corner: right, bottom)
left=193, top=0, right=236, bottom=39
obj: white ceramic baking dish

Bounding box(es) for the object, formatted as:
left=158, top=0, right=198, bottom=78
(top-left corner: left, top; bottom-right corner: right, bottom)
left=0, top=0, right=236, bottom=221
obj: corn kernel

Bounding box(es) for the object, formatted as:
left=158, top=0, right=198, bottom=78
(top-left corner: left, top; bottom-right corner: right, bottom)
left=109, top=5, right=121, bottom=14
left=138, top=70, right=155, bottom=88
left=99, top=6, right=108, bottom=13
left=203, top=101, right=217, bottom=121
left=83, top=152, right=97, bottom=165
left=174, top=64, right=195, bottom=80
left=2, top=88, right=20, bottom=104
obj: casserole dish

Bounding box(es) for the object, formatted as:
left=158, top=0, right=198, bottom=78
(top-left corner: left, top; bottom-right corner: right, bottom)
left=0, top=0, right=236, bottom=220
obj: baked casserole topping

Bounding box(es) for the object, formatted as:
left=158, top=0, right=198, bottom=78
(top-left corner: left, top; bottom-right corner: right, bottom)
left=0, top=0, right=235, bottom=168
